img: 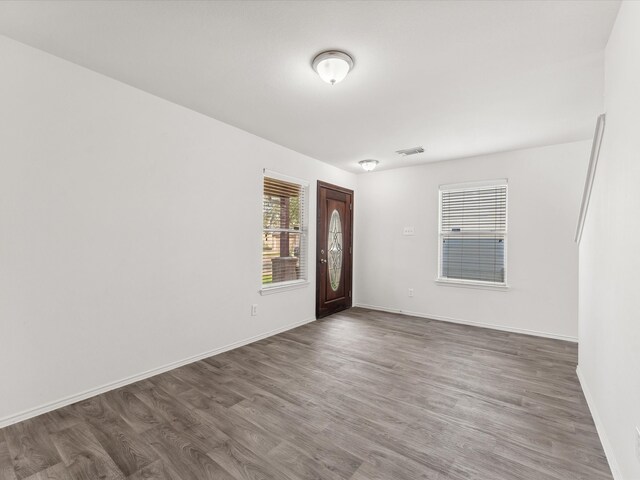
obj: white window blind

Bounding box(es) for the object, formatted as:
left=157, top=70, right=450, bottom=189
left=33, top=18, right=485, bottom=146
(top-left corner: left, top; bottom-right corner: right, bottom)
left=262, top=172, right=308, bottom=287
left=439, top=181, right=508, bottom=285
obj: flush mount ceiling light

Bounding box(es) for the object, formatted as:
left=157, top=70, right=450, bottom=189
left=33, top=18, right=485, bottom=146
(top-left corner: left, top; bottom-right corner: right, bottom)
left=359, top=159, right=379, bottom=172
left=395, top=146, right=425, bottom=156
left=312, top=50, right=354, bottom=85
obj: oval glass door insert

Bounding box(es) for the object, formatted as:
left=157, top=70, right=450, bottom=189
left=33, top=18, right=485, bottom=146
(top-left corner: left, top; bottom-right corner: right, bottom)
left=328, top=209, right=343, bottom=291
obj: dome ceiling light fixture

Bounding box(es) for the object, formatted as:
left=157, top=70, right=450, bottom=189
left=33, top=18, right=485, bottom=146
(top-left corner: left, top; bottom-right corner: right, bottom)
left=312, top=50, right=354, bottom=85
left=359, top=159, right=379, bottom=172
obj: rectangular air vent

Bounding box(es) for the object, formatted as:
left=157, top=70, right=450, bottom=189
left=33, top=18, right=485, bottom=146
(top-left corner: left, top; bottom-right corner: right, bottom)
left=395, top=146, right=424, bottom=156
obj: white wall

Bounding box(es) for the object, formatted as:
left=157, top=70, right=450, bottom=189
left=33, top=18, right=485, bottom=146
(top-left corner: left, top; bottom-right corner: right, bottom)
left=355, top=141, right=589, bottom=340
left=577, top=2, right=640, bottom=479
left=0, top=36, right=355, bottom=425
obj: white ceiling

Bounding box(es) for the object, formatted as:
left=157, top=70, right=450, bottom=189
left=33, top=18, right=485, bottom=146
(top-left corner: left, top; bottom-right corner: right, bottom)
left=0, top=1, right=620, bottom=172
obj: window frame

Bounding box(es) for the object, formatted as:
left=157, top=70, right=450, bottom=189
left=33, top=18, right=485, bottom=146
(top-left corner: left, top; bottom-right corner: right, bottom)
left=436, top=179, right=509, bottom=290
left=260, top=169, right=310, bottom=295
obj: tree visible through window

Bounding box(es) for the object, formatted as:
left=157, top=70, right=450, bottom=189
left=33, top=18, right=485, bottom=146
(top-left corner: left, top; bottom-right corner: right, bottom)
left=262, top=175, right=307, bottom=286
left=438, top=181, right=507, bottom=285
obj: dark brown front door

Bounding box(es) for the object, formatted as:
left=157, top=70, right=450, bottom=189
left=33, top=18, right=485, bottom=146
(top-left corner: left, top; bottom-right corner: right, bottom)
left=316, top=181, right=353, bottom=319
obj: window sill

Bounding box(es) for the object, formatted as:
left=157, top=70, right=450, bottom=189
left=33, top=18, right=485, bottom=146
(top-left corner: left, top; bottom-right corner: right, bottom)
left=260, top=280, right=309, bottom=296
left=435, top=278, right=509, bottom=291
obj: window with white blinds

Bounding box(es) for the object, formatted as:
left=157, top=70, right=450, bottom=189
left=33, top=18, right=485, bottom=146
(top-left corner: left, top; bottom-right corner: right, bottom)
left=262, top=172, right=308, bottom=288
left=438, top=181, right=508, bottom=285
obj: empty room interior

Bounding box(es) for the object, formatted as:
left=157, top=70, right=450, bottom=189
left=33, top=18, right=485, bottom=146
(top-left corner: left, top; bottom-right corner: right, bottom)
left=1, top=1, right=639, bottom=479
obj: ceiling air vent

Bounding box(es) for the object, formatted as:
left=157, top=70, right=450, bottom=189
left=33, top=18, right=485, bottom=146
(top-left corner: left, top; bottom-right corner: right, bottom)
left=395, top=146, right=424, bottom=156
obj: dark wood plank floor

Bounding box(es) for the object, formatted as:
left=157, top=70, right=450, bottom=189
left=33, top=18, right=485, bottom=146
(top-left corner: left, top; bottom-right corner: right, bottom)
left=0, top=308, right=612, bottom=480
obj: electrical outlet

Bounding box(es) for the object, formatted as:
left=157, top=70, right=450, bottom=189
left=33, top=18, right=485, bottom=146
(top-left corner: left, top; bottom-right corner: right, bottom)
left=635, top=426, right=640, bottom=462
left=403, top=226, right=415, bottom=236
left=408, top=288, right=414, bottom=297
left=251, top=304, right=258, bottom=316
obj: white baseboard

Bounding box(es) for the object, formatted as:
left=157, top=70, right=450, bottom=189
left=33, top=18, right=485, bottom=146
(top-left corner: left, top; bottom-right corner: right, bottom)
left=354, top=303, right=578, bottom=342
left=0, top=317, right=315, bottom=429
left=576, top=365, right=623, bottom=480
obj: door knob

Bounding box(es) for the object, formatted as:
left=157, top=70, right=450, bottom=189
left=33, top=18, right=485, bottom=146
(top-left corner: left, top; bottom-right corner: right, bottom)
left=320, top=258, right=327, bottom=264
